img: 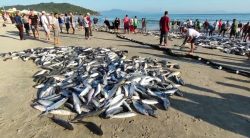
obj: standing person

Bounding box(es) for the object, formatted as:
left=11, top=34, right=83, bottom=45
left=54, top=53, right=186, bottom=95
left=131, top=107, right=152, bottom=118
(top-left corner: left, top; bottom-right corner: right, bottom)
left=87, top=13, right=92, bottom=36
left=47, top=13, right=53, bottom=28
left=69, top=12, right=75, bottom=34
left=219, top=22, right=227, bottom=37
left=29, top=9, right=39, bottom=39
left=93, top=17, right=98, bottom=30
left=194, top=19, right=201, bottom=31
left=78, top=14, right=84, bottom=31
left=213, top=20, right=218, bottom=32
left=203, top=19, right=209, bottom=35
left=181, top=27, right=201, bottom=54
left=133, top=16, right=139, bottom=33
left=58, top=14, right=64, bottom=33
left=41, top=11, right=51, bottom=41
left=52, top=13, right=60, bottom=45
left=141, top=18, right=146, bottom=33
left=114, top=17, right=120, bottom=33
left=129, top=18, right=134, bottom=33
left=104, top=18, right=110, bottom=31
left=218, top=19, right=223, bottom=31
left=237, top=21, right=243, bottom=38
left=208, top=24, right=215, bottom=36
left=14, top=11, right=24, bottom=40
left=2, top=12, right=7, bottom=27
left=241, top=22, right=249, bottom=42
left=159, top=11, right=170, bottom=47
left=123, top=15, right=130, bottom=34
left=22, top=14, right=30, bottom=36
left=83, top=14, right=90, bottom=40
left=230, top=19, right=238, bottom=39
left=64, top=13, right=70, bottom=34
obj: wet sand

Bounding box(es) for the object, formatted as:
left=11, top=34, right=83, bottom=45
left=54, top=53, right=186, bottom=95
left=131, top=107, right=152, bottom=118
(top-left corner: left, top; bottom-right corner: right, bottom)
left=0, top=24, right=249, bottom=138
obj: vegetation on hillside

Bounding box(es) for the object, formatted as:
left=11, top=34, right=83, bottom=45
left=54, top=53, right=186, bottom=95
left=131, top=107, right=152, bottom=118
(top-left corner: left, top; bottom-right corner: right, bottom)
left=4, top=2, right=99, bottom=15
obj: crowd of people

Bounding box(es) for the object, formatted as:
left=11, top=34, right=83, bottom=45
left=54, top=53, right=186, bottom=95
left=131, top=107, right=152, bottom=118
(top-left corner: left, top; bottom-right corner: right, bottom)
left=103, top=15, right=146, bottom=34
left=5, top=9, right=96, bottom=45
left=1, top=9, right=250, bottom=56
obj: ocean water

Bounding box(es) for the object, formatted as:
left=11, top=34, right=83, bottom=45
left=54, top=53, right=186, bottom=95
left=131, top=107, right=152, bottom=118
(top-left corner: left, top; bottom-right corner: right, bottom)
left=96, top=13, right=250, bottom=31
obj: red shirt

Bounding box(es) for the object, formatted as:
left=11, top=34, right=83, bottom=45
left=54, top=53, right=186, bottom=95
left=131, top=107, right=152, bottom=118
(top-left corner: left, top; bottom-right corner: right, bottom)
left=218, top=21, right=222, bottom=27
left=87, top=16, right=91, bottom=26
left=160, top=16, right=170, bottom=32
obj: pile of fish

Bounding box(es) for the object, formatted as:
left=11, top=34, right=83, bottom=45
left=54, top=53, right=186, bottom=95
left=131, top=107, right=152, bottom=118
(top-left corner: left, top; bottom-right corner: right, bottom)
left=196, top=35, right=250, bottom=56
left=0, top=47, right=184, bottom=122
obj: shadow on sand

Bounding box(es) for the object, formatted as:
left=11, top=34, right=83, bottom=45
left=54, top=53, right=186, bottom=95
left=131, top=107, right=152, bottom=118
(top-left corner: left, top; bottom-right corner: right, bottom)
left=172, top=83, right=250, bottom=137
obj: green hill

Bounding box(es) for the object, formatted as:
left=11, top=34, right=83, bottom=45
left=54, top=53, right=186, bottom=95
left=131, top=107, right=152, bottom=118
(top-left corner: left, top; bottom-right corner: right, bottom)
left=5, top=2, right=99, bottom=15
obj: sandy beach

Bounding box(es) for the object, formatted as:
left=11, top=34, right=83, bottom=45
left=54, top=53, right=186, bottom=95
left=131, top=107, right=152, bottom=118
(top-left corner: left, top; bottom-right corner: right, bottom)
left=0, top=22, right=250, bottom=138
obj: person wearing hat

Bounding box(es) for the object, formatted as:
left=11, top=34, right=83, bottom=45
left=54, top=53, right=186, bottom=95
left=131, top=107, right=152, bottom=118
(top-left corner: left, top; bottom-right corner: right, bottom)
left=41, top=11, right=51, bottom=40
left=181, top=27, right=201, bottom=54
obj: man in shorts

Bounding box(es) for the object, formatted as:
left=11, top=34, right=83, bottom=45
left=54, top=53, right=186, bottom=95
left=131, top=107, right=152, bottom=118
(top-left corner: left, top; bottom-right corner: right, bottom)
left=123, top=15, right=130, bottom=34
left=52, top=13, right=60, bottom=45
left=133, top=16, right=138, bottom=33
left=69, top=12, right=75, bottom=34
left=29, top=9, right=40, bottom=39
left=181, top=27, right=201, bottom=54
left=40, top=11, right=50, bottom=40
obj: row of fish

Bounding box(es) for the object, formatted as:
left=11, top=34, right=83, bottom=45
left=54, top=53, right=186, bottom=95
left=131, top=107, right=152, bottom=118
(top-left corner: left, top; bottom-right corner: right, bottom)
left=196, top=35, right=250, bottom=56
left=0, top=46, right=184, bottom=131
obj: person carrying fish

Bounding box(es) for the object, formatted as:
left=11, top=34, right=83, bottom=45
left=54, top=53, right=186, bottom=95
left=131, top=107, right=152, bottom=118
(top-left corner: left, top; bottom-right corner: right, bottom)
left=180, top=27, right=201, bottom=54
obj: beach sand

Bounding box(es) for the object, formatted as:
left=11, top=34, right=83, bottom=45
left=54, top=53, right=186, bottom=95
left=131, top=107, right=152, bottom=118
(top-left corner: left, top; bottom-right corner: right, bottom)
left=0, top=23, right=249, bottom=138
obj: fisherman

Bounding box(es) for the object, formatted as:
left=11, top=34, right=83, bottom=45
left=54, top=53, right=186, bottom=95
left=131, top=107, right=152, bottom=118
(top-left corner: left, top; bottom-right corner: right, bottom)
left=40, top=11, right=51, bottom=41
left=181, top=27, right=201, bottom=54
left=159, top=11, right=170, bottom=47
left=29, top=9, right=39, bottom=39
left=14, top=11, right=24, bottom=40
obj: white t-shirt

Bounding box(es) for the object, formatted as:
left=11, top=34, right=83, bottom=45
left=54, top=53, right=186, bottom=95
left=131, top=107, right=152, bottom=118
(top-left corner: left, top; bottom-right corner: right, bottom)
left=41, top=15, right=49, bottom=27
left=48, top=15, right=53, bottom=25
left=187, top=28, right=201, bottom=38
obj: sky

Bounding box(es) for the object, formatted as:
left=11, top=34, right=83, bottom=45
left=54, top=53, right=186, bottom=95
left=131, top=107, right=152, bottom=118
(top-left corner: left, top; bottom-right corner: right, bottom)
left=1, top=0, right=250, bottom=13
